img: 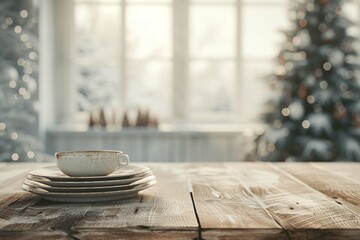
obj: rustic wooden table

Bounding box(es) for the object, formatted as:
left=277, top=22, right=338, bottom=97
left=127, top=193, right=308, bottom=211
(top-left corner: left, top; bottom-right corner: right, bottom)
left=0, top=162, right=359, bottom=240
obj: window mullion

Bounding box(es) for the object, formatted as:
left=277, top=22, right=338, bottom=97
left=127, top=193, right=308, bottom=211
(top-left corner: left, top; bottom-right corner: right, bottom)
left=54, top=0, right=75, bottom=124
left=173, top=0, right=189, bottom=120
left=120, top=0, right=127, bottom=116
left=236, top=0, right=243, bottom=120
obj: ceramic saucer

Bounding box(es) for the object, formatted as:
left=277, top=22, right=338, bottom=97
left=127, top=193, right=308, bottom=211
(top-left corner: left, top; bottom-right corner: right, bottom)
left=28, top=165, right=151, bottom=181
left=24, top=175, right=156, bottom=193
left=27, top=171, right=153, bottom=187
left=22, top=180, right=156, bottom=202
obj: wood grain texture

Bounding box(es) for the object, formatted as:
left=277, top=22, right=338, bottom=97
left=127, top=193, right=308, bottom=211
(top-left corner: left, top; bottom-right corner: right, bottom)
left=311, top=162, right=360, bottom=184
left=227, top=162, right=360, bottom=239
left=0, top=231, right=68, bottom=240
left=1, top=200, right=93, bottom=232
left=186, top=163, right=288, bottom=240
left=0, top=163, right=50, bottom=228
left=74, top=229, right=197, bottom=240
left=1, top=162, right=360, bottom=240
left=0, top=163, right=49, bottom=191
left=73, top=163, right=198, bottom=239
left=0, top=163, right=99, bottom=239
left=279, top=163, right=360, bottom=209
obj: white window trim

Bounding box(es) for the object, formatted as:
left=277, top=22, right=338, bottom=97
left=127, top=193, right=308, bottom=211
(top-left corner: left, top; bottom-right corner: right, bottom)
left=48, top=0, right=297, bottom=126
left=52, top=0, right=76, bottom=124
left=173, top=0, right=189, bottom=120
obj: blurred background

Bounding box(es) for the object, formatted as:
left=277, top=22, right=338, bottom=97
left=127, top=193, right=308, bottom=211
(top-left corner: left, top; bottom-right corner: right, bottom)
left=0, top=0, right=359, bottom=162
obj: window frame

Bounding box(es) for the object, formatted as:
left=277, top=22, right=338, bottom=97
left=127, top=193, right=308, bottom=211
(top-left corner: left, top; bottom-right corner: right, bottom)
left=52, top=0, right=291, bottom=125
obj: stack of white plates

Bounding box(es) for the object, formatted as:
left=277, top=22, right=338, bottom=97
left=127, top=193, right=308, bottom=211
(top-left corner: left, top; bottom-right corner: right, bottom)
left=22, top=165, right=156, bottom=202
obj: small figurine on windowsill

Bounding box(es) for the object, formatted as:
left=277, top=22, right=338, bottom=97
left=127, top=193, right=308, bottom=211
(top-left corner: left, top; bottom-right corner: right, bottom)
left=98, top=107, right=107, bottom=128
left=88, top=111, right=96, bottom=129
left=122, top=111, right=131, bottom=128
left=135, top=108, right=148, bottom=127
left=121, top=108, right=159, bottom=129
left=88, top=106, right=109, bottom=130
left=89, top=107, right=159, bottom=130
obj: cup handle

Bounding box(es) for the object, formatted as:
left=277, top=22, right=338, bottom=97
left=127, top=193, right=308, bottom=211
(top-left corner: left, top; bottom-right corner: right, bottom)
left=119, top=154, right=129, bottom=166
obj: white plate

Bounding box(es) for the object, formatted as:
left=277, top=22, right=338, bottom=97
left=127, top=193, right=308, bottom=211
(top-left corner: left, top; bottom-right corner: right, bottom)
left=28, top=165, right=151, bottom=181
left=27, top=171, right=153, bottom=187
left=22, top=180, right=156, bottom=202
left=24, top=175, right=156, bottom=193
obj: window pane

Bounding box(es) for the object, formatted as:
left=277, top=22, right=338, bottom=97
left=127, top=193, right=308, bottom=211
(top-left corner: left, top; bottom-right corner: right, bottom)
left=190, top=5, right=236, bottom=58
left=77, top=65, right=120, bottom=111
left=189, top=61, right=235, bottom=113
left=126, top=5, right=172, bottom=59
left=75, top=3, right=121, bottom=59
left=76, top=56, right=118, bottom=67
left=242, top=4, right=288, bottom=59
left=75, top=2, right=121, bottom=112
left=126, top=61, right=172, bottom=119
left=241, top=60, right=275, bottom=122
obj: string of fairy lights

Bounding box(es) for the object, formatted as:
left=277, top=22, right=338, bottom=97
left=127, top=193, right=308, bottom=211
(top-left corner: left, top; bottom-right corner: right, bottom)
left=0, top=7, right=39, bottom=162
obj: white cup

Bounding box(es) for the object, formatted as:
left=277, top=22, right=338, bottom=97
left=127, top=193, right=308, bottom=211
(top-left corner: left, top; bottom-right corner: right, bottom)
left=55, top=150, right=129, bottom=177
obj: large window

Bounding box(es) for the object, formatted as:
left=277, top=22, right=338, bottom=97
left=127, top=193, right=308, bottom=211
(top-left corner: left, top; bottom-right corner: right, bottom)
left=67, top=0, right=289, bottom=122
left=75, top=0, right=173, bottom=119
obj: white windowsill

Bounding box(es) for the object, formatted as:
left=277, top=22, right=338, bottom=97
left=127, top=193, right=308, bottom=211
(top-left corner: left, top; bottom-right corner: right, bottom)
left=47, top=123, right=265, bottom=135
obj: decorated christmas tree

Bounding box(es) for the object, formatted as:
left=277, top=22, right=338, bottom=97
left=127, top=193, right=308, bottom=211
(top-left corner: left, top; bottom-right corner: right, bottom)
left=256, top=0, right=360, bottom=162
left=0, top=0, right=46, bottom=162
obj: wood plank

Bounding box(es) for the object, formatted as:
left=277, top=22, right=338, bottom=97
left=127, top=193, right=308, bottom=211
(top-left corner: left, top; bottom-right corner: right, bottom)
left=311, top=162, right=360, bottom=184
left=0, top=163, right=52, bottom=190
left=186, top=163, right=288, bottom=240
left=0, top=163, right=53, bottom=220
left=279, top=163, right=360, bottom=209
left=1, top=162, right=360, bottom=239
left=0, top=230, right=68, bottom=240
left=73, top=163, right=198, bottom=239
left=0, top=163, right=94, bottom=238
left=1, top=162, right=195, bottom=239
left=306, top=229, right=360, bottom=240
left=0, top=194, right=39, bottom=221
left=73, top=229, right=196, bottom=240
left=226, top=162, right=360, bottom=240
left=0, top=200, right=93, bottom=231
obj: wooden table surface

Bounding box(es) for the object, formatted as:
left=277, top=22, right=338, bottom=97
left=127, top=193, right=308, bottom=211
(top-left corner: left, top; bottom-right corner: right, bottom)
left=0, top=162, right=360, bottom=240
